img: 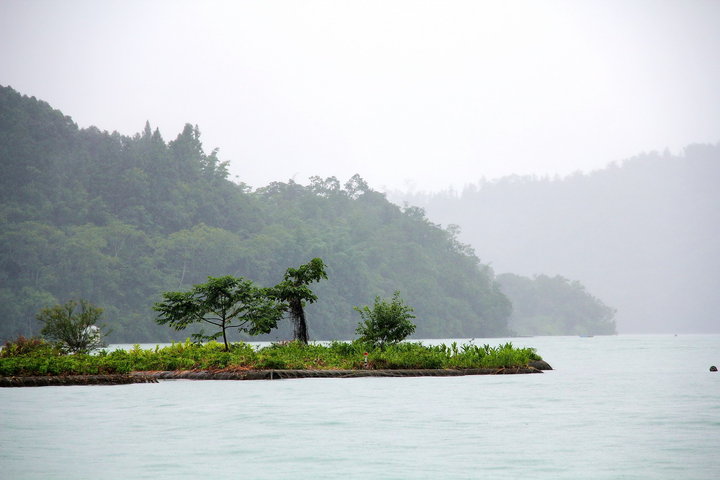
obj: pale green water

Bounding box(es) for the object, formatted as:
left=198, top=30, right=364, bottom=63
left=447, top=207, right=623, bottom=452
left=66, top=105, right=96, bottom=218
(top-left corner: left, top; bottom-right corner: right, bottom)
left=1, top=335, right=719, bottom=479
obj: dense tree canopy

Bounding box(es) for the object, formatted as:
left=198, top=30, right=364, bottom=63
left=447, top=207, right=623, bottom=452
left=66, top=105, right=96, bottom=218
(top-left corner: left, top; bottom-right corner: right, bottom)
left=0, top=85, right=512, bottom=342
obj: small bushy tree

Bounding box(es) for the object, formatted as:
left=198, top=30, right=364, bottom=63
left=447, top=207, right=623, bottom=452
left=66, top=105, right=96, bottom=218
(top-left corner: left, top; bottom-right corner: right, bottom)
left=154, top=276, right=284, bottom=351
left=354, top=291, right=416, bottom=349
left=37, top=300, right=107, bottom=353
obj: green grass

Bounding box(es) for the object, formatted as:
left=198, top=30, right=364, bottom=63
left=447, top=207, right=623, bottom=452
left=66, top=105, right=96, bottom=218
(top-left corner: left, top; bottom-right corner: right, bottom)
left=0, top=337, right=542, bottom=376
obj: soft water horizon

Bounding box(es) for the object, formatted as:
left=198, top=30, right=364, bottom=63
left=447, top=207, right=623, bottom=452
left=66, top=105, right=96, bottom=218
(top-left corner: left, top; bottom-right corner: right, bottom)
left=2, top=334, right=719, bottom=479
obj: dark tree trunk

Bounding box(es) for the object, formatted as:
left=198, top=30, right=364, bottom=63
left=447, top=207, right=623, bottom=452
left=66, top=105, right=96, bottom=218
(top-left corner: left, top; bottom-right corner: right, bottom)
left=222, top=326, right=229, bottom=351
left=290, top=299, right=309, bottom=344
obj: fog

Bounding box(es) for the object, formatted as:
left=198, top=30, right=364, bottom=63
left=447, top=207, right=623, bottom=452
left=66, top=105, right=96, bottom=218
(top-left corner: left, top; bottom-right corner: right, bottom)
left=393, top=145, right=720, bottom=333
left=1, top=1, right=719, bottom=334
left=1, top=0, right=719, bottom=192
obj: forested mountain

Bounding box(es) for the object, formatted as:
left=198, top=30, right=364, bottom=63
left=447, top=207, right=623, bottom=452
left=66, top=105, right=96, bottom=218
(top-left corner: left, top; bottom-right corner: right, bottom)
left=393, top=144, right=720, bottom=333
left=0, top=85, right=515, bottom=342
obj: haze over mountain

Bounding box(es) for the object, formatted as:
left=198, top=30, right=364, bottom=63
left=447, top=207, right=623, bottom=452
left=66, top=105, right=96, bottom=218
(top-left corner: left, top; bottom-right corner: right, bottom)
left=391, top=145, right=720, bottom=334
left=1, top=1, right=718, bottom=192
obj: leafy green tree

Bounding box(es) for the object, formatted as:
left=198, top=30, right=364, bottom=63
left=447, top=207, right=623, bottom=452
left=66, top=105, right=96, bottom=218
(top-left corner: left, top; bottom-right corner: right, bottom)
left=37, top=299, right=107, bottom=353
left=154, top=276, right=283, bottom=351
left=272, top=258, right=328, bottom=344
left=354, top=291, right=416, bottom=349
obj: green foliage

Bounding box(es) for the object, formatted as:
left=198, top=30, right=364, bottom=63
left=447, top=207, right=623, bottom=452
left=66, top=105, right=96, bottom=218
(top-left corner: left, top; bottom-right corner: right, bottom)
left=154, top=276, right=284, bottom=351
left=0, top=338, right=543, bottom=376
left=0, top=336, right=126, bottom=375
left=435, top=342, right=541, bottom=369
left=99, top=340, right=258, bottom=371
left=366, top=342, right=445, bottom=369
left=37, top=300, right=107, bottom=353
left=354, top=291, right=416, bottom=348
left=255, top=340, right=362, bottom=369
left=0, top=336, right=58, bottom=357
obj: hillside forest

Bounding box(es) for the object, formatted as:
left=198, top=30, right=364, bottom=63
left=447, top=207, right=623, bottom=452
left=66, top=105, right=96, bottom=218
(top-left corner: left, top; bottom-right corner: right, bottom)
left=0, top=85, right=617, bottom=342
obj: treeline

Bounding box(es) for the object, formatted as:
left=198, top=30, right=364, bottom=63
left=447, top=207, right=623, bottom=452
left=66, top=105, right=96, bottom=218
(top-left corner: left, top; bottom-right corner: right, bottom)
left=497, top=274, right=616, bottom=336
left=0, top=85, right=512, bottom=342
left=393, top=143, right=719, bottom=333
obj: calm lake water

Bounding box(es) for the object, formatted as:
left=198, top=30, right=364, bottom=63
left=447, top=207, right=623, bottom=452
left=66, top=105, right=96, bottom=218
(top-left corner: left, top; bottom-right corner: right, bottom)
left=2, top=335, right=719, bottom=479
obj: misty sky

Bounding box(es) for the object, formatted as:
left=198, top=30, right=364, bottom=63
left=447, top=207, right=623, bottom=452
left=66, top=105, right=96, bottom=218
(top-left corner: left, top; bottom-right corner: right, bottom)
left=1, top=0, right=719, bottom=192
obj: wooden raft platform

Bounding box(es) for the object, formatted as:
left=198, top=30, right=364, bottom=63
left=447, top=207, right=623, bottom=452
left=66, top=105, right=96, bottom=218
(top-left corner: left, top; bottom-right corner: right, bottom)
left=2, top=366, right=547, bottom=387
left=0, top=374, right=158, bottom=387
left=137, top=366, right=543, bottom=381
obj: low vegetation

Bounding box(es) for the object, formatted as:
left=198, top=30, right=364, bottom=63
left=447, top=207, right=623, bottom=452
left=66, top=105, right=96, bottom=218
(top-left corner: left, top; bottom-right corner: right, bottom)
left=0, top=337, right=542, bottom=377
left=1, top=290, right=541, bottom=377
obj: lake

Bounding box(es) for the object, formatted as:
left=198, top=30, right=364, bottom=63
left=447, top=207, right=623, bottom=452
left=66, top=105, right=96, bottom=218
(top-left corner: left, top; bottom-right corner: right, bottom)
left=2, top=335, right=719, bottom=479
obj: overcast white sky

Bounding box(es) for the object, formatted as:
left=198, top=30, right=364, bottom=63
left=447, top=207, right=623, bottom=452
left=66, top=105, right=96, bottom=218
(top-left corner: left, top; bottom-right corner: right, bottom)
left=1, top=0, right=718, bottom=192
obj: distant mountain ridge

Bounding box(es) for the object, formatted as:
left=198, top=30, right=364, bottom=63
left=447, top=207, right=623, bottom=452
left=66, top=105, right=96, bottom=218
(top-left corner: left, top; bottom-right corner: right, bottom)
left=392, top=143, right=720, bottom=333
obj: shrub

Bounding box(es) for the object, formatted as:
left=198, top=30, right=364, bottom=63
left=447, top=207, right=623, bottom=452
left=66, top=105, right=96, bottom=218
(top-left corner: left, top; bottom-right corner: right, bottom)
left=354, top=291, right=416, bottom=349
left=37, top=300, right=108, bottom=354
left=1, top=336, right=58, bottom=357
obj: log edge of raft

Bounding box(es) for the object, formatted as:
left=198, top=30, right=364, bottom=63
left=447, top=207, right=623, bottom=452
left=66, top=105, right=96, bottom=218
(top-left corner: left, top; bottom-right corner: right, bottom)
left=1, top=363, right=552, bottom=387
left=0, top=374, right=159, bottom=387
left=139, top=366, right=545, bottom=381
